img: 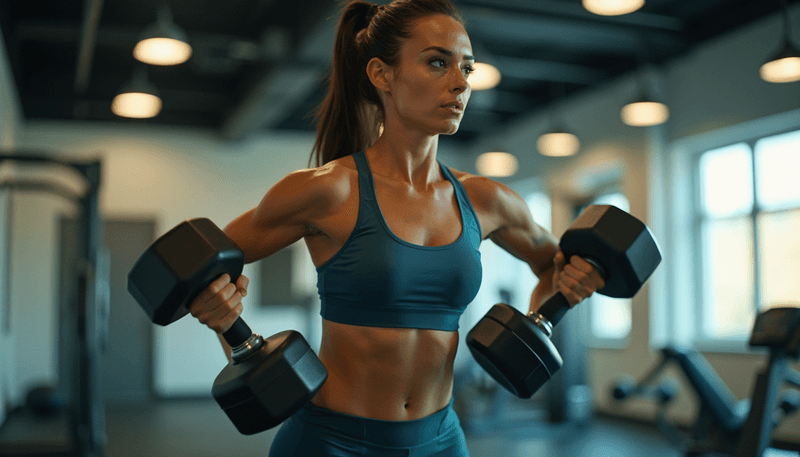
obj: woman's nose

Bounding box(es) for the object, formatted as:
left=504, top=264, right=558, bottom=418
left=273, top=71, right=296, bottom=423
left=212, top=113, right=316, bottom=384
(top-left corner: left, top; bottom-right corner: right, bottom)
left=450, top=68, right=468, bottom=93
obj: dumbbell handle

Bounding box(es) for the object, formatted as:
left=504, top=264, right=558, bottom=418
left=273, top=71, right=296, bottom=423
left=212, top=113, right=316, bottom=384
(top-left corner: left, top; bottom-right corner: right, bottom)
left=223, top=318, right=265, bottom=363
left=530, top=257, right=606, bottom=330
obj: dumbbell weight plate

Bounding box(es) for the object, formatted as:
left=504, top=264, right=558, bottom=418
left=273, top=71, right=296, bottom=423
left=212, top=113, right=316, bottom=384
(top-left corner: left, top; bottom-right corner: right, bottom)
left=128, top=218, right=244, bottom=326
left=466, top=304, right=562, bottom=399
left=212, top=330, right=328, bottom=435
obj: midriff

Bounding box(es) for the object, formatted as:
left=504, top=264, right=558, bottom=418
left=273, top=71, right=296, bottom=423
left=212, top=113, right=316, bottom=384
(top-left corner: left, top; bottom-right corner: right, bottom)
left=310, top=318, right=458, bottom=421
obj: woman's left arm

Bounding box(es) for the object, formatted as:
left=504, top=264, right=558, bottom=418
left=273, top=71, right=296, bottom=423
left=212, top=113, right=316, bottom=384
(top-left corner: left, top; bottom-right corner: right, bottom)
left=467, top=177, right=605, bottom=314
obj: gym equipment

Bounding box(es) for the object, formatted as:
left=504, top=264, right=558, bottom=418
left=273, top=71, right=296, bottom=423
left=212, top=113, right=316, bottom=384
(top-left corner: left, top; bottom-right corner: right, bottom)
left=25, top=385, right=66, bottom=418
left=0, top=153, right=107, bottom=457
left=127, top=218, right=328, bottom=435
left=611, top=306, right=800, bottom=457
left=466, top=205, right=662, bottom=398
left=736, top=307, right=800, bottom=457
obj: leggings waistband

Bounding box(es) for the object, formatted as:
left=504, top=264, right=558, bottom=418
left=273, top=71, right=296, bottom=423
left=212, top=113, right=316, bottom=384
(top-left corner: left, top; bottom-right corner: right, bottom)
left=298, top=398, right=456, bottom=449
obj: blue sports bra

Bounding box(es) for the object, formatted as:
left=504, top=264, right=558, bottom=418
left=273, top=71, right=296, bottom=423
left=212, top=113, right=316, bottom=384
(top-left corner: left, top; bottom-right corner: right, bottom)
left=316, top=151, right=483, bottom=331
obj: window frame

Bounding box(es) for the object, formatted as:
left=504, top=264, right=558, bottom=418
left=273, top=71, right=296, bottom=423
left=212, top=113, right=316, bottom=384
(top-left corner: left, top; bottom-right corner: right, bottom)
left=658, top=108, right=800, bottom=353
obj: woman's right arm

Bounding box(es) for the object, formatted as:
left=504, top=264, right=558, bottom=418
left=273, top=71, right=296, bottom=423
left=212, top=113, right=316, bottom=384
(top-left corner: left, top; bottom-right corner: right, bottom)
left=188, top=165, right=348, bottom=357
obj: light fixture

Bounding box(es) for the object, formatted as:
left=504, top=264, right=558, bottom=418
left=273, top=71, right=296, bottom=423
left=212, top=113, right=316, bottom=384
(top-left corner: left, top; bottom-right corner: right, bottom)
left=621, top=95, right=669, bottom=126
left=470, top=62, right=502, bottom=91
left=476, top=151, right=518, bottom=177
left=111, top=69, right=162, bottom=119
left=537, top=129, right=580, bottom=157
left=582, top=0, right=645, bottom=16
left=133, top=4, right=192, bottom=66
left=760, top=0, right=800, bottom=83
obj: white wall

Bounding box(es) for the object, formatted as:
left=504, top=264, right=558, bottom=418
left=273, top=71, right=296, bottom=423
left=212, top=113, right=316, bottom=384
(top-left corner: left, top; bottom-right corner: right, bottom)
left=463, top=4, right=800, bottom=442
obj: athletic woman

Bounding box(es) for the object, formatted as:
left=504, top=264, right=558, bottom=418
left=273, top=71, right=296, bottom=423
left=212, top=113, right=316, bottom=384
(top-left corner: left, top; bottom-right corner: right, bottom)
left=189, top=1, right=605, bottom=455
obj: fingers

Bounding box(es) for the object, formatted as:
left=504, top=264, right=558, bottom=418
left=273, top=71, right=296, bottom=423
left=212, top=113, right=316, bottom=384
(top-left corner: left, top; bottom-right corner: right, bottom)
left=189, top=274, right=248, bottom=334
left=236, top=274, right=250, bottom=298
left=553, top=253, right=606, bottom=307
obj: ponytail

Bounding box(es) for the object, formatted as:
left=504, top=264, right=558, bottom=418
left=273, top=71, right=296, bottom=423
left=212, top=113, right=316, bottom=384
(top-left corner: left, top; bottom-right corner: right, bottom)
left=310, top=1, right=379, bottom=167
left=310, top=0, right=464, bottom=167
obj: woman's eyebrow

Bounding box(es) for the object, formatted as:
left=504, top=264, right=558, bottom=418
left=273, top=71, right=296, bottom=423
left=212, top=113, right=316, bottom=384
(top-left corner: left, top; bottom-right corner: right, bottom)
left=421, top=46, right=475, bottom=62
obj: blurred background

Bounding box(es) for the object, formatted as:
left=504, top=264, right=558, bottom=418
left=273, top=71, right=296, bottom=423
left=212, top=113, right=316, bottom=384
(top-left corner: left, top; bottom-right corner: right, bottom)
left=1, top=0, right=799, bottom=456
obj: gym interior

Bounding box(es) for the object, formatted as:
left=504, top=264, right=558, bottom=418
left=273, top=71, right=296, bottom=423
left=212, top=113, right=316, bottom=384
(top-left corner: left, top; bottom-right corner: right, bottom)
left=1, top=1, right=800, bottom=456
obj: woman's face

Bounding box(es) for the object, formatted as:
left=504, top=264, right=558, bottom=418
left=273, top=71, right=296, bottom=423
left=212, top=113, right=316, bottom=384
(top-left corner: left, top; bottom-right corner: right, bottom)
left=382, top=14, right=474, bottom=136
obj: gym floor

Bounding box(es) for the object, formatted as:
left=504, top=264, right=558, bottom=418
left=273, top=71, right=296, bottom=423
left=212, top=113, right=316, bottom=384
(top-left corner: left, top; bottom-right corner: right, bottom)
left=0, top=398, right=683, bottom=457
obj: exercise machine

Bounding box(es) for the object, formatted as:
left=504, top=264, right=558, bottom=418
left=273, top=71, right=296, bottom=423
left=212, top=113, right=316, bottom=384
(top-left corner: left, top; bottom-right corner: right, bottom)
left=0, top=152, right=108, bottom=457
left=611, top=307, right=800, bottom=457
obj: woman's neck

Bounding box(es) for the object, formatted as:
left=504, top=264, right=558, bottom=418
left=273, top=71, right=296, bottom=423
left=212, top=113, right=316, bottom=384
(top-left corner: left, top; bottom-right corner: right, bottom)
left=367, top=131, right=442, bottom=191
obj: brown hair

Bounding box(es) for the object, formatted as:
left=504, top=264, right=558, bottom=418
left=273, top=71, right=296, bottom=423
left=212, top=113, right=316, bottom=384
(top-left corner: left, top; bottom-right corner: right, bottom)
left=310, top=0, right=464, bottom=167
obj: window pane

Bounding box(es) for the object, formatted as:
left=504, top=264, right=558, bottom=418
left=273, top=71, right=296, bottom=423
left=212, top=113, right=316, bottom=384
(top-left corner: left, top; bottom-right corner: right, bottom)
left=702, top=217, right=755, bottom=338
left=699, top=143, right=753, bottom=218
left=758, top=209, right=800, bottom=309
left=755, top=130, right=800, bottom=210
left=591, top=296, right=632, bottom=339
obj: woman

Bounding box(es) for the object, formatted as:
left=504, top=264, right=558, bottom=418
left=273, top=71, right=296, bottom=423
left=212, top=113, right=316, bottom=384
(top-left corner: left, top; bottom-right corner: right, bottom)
left=189, top=0, right=604, bottom=455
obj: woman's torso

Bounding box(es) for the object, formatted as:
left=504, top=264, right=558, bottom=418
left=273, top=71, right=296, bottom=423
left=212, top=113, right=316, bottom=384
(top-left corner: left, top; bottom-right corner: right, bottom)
left=302, top=151, right=491, bottom=421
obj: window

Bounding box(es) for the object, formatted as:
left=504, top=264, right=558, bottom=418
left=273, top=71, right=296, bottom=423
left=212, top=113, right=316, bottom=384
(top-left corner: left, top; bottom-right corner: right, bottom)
left=696, top=130, right=800, bottom=340
left=661, top=110, right=800, bottom=351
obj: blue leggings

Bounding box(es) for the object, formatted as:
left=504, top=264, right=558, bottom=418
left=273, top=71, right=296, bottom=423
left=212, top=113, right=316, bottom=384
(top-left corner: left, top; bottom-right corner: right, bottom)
left=268, top=398, right=469, bottom=457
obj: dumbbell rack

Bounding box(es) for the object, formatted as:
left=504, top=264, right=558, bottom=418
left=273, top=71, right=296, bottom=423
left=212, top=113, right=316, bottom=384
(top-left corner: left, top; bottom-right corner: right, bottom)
left=0, top=153, right=107, bottom=457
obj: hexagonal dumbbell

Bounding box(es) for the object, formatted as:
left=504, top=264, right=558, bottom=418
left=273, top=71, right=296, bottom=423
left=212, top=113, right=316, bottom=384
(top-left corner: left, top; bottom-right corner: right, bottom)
left=127, top=218, right=327, bottom=434
left=466, top=205, right=662, bottom=398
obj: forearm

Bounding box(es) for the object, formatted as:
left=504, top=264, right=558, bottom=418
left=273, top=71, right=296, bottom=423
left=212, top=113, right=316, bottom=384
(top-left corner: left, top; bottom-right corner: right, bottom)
left=528, top=264, right=557, bottom=315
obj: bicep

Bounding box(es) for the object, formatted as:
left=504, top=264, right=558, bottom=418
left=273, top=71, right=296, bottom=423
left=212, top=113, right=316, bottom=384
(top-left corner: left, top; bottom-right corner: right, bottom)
left=224, top=169, right=336, bottom=264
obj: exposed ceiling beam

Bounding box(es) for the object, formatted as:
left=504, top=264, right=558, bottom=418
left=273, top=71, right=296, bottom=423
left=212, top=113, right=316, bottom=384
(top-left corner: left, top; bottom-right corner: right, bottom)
left=74, top=0, right=105, bottom=95
left=220, top=63, right=321, bottom=140
left=460, top=3, right=689, bottom=56
left=220, top=0, right=339, bottom=139
left=459, top=0, right=687, bottom=33
left=492, top=56, right=608, bottom=85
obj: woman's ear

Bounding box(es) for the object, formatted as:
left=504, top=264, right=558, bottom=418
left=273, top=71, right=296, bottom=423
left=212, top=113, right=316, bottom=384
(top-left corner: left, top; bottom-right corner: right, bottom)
left=366, top=57, right=393, bottom=93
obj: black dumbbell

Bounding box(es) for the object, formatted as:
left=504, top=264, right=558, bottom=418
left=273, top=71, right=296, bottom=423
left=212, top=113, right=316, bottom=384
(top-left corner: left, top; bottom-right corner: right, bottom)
left=127, top=218, right=328, bottom=435
left=466, top=205, right=662, bottom=399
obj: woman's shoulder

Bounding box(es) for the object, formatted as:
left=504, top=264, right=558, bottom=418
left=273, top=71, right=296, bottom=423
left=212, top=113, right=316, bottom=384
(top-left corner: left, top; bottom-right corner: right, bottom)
left=446, top=167, right=509, bottom=209
left=446, top=167, right=530, bottom=228
left=274, top=155, right=359, bottom=212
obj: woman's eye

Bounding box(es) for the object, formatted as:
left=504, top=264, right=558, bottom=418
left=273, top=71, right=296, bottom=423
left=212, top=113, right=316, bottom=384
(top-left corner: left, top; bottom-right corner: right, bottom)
left=430, top=58, right=446, bottom=68
left=463, top=65, right=475, bottom=77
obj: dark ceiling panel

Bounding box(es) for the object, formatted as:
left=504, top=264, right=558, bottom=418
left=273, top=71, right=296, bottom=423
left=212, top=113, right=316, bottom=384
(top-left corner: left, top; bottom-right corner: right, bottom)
left=0, top=0, right=795, bottom=145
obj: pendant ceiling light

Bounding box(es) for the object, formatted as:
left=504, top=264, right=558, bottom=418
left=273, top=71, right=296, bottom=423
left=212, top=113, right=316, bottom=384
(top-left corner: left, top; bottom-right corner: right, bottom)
left=760, top=0, right=800, bottom=83
left=537, top=129, right=580, bottom=157
left=582, top=0, right=645, bottom=16
left=476, top=151, right=519, bottom=177
left=621, top=95, right=669, bottom=127
left=111, top=69, right=162, bottom=119
left=470, top=63, right=502, bottom=91
left=133, top=4, right=192, bottom=66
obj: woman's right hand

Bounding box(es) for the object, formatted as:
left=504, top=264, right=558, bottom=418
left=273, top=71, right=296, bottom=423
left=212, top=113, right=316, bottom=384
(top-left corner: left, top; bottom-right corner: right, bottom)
left=188, top=273, right=249, bottom=334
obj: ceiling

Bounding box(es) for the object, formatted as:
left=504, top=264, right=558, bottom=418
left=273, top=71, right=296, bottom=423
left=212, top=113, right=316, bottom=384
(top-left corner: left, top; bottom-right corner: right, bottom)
left=1, top=0, right=796, bottom=148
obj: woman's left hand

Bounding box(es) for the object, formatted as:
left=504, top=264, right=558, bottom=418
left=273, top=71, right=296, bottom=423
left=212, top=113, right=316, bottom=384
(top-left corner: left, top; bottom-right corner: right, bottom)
left=552, top=251, right=606, bottom=307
